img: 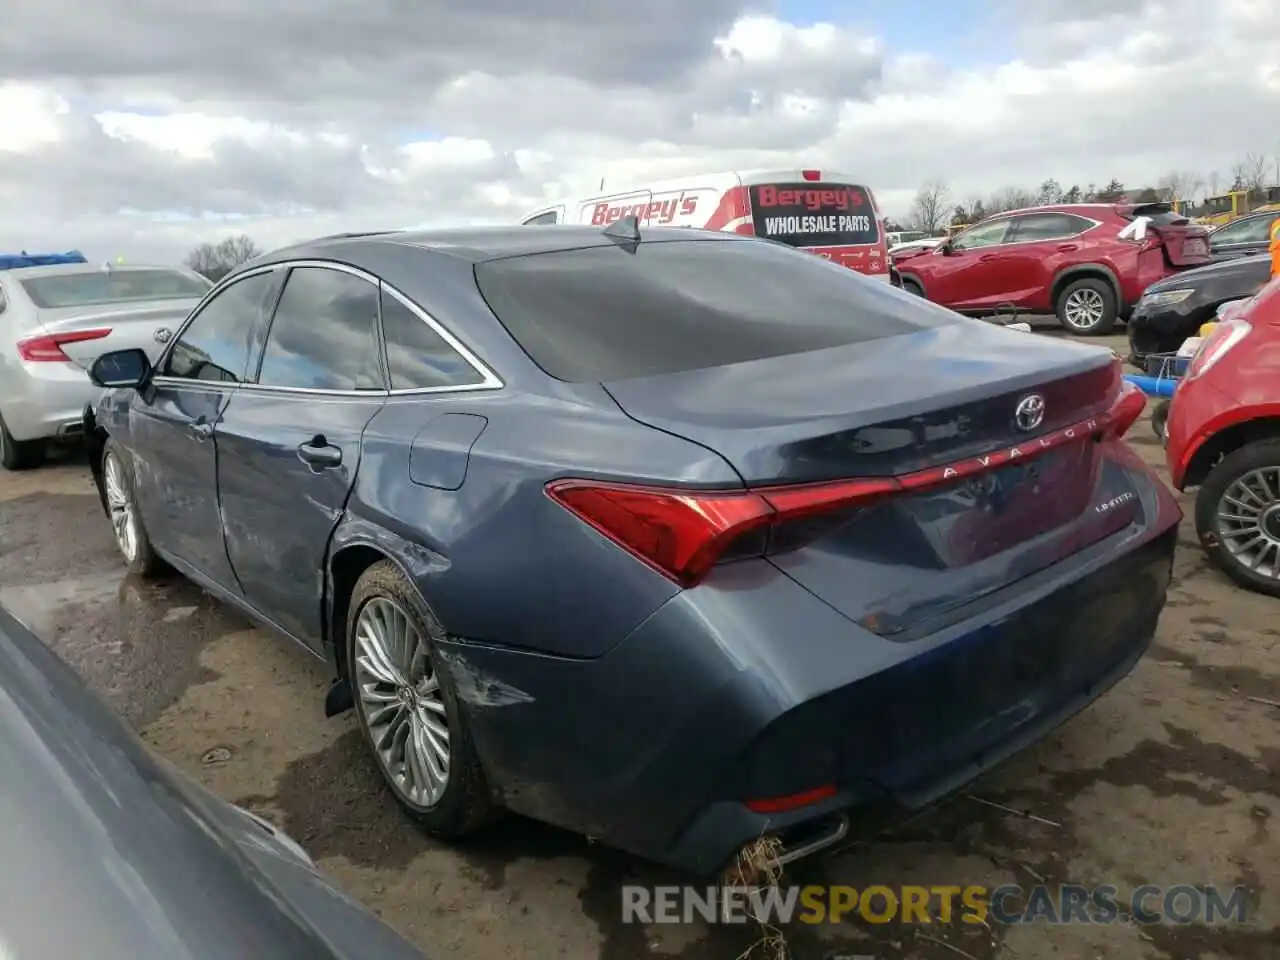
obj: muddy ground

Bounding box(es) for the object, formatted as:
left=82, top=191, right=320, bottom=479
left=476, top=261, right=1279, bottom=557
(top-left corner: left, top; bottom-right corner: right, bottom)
left=1, top=331, right=1277, bottom=960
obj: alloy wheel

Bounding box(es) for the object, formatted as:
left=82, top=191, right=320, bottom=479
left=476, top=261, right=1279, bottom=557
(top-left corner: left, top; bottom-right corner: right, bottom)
left=103, top=452, right=139, bottom=562
left=1063, top=289, right=1106, bottom=331
left=353, top=597, right=451, bottom=807
left=1216, top=467, right=1280, bottom=580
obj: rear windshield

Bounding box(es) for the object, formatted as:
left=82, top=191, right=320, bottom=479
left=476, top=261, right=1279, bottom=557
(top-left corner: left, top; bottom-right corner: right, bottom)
left=748, top=182, right=880, bottom=248
left=20, top=269, right=211, bottom=309
left=473, top=238, right=957, bottom=382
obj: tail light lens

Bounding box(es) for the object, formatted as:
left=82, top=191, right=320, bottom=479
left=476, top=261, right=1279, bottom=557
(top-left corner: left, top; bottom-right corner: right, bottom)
left=1100, top=379, right=1146, bottom=441
left=545, top=476, right=899, bottom=588
left=1185, top=317, right=1250, bottom=381
left=16, top=327, right=112, bottom=362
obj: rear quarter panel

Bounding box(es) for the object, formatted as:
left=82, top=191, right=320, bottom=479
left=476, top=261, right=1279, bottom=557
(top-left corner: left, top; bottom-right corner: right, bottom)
left=338, top=381, right=743, bottom=660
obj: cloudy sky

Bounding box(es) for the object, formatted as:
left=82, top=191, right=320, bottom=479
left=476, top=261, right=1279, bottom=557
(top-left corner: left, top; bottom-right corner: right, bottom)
left=2, top=0, right=1277, bottom=264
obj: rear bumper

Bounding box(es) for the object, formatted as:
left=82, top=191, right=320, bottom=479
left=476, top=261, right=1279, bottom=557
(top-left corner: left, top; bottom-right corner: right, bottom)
left=440, top=467, right=1180, bottom=877
left=0, top=362, right=100, bottom=442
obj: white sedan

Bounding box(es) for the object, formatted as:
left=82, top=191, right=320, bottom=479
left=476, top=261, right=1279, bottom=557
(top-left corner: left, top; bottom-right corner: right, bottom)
left=0, top=256, right=212, bottom=469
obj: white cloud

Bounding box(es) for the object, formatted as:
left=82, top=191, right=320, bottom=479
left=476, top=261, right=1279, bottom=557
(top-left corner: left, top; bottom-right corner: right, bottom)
left=0, top=0, right=1277, bottom=264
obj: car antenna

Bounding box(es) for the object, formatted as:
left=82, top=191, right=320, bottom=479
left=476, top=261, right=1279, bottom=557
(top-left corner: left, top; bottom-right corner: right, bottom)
left=602, top=214, right=641, bottom=244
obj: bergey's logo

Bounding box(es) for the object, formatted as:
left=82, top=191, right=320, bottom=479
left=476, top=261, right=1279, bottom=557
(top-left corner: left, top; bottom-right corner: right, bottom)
left=1014, top=393, right=1046, bottom=432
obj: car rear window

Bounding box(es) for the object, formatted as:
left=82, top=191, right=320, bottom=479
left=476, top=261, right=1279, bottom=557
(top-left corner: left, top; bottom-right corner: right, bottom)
left=20, top=269, right=211, bottom=308
left=473, top=238, right=958, bottom=382
left=748, top=183, right=880, bottom=248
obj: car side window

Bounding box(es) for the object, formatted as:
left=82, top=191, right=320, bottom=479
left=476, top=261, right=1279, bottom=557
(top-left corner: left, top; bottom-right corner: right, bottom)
left=523, top=211, right=558, bottom=225
left=1009, top=213, right=1091, bottom=242
left=1234, top=216, right=1276, bottom=243
left=162, top=271, right=278, bottom=382
left=380, top=288, right=486, bottom=390
left=1210, top=218, right=1253, bottom=244
left=256, top=267, right=384, bottom=391
left=952, top=219, right=1011, bottom=250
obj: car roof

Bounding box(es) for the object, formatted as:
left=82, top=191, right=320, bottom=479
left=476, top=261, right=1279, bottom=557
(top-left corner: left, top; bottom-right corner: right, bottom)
left=1, top=262, right=193, bottom=280
left=257, top=224, right=750, bottom=267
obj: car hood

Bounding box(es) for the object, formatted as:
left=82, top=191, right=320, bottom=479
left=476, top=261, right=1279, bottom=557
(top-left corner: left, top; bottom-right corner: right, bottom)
left=1144, top=253, right=1271, bottom=294
left=0, top=604, right=429, bottom=960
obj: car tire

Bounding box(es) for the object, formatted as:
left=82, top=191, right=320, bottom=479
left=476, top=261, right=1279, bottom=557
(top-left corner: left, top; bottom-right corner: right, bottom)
left=101, top=438, right=163, bottom=576
left=900, top=276, right=926, bottom=298
left=1194, top=439, right=1280, bottom=598
left=1055, top=278, right=1118, bottom=336
left=0, top=412, right=46, bottom=471
left=1150, top=399, right=1170, bottom=441
left=346, top=560, right=494, bottom=836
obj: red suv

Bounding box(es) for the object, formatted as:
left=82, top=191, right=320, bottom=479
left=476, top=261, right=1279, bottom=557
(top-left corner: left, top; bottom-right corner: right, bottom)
left=896, top=203, right=1212, bottom=336
left=1165, top=276, right=1280, bottom=596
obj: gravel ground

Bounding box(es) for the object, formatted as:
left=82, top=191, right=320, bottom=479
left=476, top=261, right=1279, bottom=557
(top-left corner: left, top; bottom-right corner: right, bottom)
left=1, top=330, right=1277, bottom=960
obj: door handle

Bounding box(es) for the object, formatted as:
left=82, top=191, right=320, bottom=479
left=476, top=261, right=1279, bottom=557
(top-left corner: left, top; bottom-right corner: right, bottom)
left=978, top=254, right=997, bottom=262
left=188, top=418, right=213, bottom=441
left=297, top=437, right=342, bottom=469
left=1055, top=244, right=1079, bottom=252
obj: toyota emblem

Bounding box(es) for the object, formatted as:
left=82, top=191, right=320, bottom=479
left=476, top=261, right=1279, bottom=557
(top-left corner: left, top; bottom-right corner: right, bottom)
left=1014, top=393, right=1046, bottom=432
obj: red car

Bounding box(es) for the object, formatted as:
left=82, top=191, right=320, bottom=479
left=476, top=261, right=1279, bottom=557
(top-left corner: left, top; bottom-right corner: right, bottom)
left=897, top=203, right=1212, bottom=337
left=1165, top=276, right=1280, bottom=595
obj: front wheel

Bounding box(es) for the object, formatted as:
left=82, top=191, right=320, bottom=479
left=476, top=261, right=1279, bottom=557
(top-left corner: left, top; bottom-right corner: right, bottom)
left=346, top=561, right=494, bottom=835
left=1055, top=278, right=1118, bottom=336
left=900, top=276, right=926, bottom=298
left=101, top=439, right=163, bottom=576
left=1194, top=439, right=1280, bottom=598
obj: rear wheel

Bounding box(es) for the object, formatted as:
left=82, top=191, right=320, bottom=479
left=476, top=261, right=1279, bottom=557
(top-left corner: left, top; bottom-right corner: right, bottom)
left=347, top=561, right=494, bottom=835
left=102, top=439, right=163, bottom=576
left=1055, top=278, right=1117, bottom=336
left=0, top=412, right=46, bottom=471
left=1195, top=439, right=1280, bottom=598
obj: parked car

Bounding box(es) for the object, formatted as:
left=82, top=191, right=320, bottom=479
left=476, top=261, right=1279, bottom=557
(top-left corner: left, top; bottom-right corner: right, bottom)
left=896, top=203, right=1212, bottom=336
left=83, top=225, right=1179, bottom=877
left=0, top=602, right=431, bottom=960
left=1126, top=254, right=1272, bottom=369
left=1208, top=210, right=1280, bottom=262
left=1165, top=276, right=1280, bottom=596
left=0, top=257, right=212, bottom=469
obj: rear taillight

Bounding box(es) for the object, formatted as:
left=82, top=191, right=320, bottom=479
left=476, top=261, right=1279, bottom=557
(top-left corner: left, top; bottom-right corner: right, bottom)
left=1100, top=379, right=1146, bottom=440
left=545, top=477, right=898, bottom=588
left=1185, top=317, right=1250, bottom=381
left=16, top=328, right=112, bottom=362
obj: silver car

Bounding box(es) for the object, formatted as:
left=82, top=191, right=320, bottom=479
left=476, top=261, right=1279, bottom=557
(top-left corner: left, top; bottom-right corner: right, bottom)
left=0, top=257, right=212, bottom=469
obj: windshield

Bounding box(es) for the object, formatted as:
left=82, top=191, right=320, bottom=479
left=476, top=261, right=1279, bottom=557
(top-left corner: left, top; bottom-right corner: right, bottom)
left=748, top=182, right=880, bottom=249
left=474, top=236, right=956, bottom=382
left=21, top=269, right=211, bottom=309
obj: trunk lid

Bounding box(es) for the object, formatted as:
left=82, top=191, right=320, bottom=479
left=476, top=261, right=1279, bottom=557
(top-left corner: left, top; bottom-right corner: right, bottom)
left=1126, top=202, right=1211, bottom=268
left=35, top=300, right=198, bottom=370
left=604, top=323, right=1138, bottom=635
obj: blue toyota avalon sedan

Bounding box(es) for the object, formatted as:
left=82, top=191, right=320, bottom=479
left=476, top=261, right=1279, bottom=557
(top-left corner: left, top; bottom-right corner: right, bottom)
left=83, top=223, right=1180, bottom=876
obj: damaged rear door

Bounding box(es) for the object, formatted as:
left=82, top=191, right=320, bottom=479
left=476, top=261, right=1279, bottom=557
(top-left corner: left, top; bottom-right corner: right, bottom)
left=215, top=264, right=388, bottom=651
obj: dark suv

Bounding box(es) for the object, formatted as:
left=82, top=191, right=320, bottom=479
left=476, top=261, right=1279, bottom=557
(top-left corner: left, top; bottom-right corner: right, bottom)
left=896, top=203, right=1212, bottom=336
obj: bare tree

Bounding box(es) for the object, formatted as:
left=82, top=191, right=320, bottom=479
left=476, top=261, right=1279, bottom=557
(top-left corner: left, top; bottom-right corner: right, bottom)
left=1155, top=170, right=1201, bottom=203
left=1231, top=152, right=1269, bottom=191
left=908, top=179, right=951, bottom=235
left=1037, top=178, right=1063, bottom=205
left=986, top=186, right=1036, bottom=214
left=185, top=235, right=264, bottom=282
left=1205, top=170, right=1221, bottom=196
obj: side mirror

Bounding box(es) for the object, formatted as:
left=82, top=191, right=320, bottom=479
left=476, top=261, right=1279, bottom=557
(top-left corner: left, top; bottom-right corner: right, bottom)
left=938, top=241, right=954, bottom=255
left=89, top=348, right=152, bottom=389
